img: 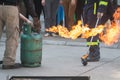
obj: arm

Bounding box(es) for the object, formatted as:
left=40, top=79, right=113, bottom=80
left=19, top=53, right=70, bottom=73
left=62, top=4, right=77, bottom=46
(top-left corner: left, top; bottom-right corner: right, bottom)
left=19, top=13, right=33, bottom=26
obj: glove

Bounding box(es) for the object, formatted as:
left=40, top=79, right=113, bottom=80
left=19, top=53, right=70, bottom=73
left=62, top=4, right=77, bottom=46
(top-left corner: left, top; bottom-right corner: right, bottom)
left=97, top=12, right=103, bottom=19
left=33, top=17, right=41, bottom=33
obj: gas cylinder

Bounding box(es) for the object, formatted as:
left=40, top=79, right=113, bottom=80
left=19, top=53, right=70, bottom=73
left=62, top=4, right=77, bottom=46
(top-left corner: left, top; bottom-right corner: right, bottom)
left=21, top=23, right=42, bottom=67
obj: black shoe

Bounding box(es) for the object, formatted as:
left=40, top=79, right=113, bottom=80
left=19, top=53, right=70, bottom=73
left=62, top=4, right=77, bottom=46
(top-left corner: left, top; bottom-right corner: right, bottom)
left=87, top=57, right=100, bottom=62
left=2, top=63, right=22, bottom=69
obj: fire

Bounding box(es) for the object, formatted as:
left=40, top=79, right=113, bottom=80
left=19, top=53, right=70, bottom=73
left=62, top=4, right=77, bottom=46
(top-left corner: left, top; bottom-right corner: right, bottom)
left=46, top=7, right=120, bottom=46
left=69, top=21, right=83, bottom=39
left=100, top=24, right=120, bottom=45
left=46, top=20, right=105, bottom=39
left=46, top=25, right=70, bottom=38
left=46, top=26, right=58, bottom=33
left=81, top=25, right=104, bottom=38
left=99, top=7, right=120, bottom=45
left=58, top=25, right=70, bottom=38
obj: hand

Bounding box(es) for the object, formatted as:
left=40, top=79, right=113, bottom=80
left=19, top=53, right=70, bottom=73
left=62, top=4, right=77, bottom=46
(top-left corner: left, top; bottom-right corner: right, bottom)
left=97, top=12, right=103, bottom=19
left=33, top=17, right=41, bottom=33
left=60, top=0, right=63, bottom=4
left=19, top=13, right=33, bottom=26
left=71, top=0, right=76, bottom=5
left=41, top=0, right=45, bottom=6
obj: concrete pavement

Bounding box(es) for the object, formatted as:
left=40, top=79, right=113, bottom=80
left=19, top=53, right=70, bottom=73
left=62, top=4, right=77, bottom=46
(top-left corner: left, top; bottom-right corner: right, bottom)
left=0, top=33, right=120, bottom=80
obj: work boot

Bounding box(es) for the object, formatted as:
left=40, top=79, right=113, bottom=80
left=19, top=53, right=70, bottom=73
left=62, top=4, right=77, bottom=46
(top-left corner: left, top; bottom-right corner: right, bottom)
left=2, top=63, right=22, bottom=69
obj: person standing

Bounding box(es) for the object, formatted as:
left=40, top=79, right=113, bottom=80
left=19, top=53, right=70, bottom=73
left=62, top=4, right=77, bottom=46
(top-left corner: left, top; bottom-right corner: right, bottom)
left=42, top=0, right=61, bottom=36
left=82, top=0, right=109, bottom=61
left=23, top=0, right=41, bottom=33
left=61, top=0, right=77, bottom=30
left=0, top=0, right=21, bottom=69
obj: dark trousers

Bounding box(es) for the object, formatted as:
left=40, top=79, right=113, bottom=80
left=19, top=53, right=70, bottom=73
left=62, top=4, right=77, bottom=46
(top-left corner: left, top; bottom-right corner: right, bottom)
left=75, top=0, right=85, bottom=21
left=44, top=0, right=59, bottom=29
left=33, top=0, right=44, bottom=19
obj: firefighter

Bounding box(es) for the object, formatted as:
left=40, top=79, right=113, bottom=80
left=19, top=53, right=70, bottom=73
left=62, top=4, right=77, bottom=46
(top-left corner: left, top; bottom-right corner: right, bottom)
left=82, top=0, right=109, bottom=62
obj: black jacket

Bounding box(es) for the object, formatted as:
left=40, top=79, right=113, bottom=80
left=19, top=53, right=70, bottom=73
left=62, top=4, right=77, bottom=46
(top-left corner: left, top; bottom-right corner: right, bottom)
left=85, top=0, right=109, bottom=13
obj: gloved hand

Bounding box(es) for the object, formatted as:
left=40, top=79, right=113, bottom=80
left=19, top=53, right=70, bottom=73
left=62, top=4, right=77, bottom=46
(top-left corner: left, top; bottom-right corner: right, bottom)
left=32, top=17, right=41, bottom=33
left=97, top=12, right=103, bottom=19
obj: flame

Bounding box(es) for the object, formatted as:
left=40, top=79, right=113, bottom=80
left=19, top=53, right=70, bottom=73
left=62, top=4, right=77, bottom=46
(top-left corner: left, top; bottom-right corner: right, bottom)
left=81, top=25, right=104, bottom=38
left=46, top=20, right=105, bottom=39
left=58, top=25, right=70, bottom=38
left=99, top=7, right=120, bottom=45
left=99, top=24, right=120, bottom=45
left=46, top=26, right=58, bottom=33
left=69, top=21, right=83, bottom=39
left=46, top=7, right=120, bottom=46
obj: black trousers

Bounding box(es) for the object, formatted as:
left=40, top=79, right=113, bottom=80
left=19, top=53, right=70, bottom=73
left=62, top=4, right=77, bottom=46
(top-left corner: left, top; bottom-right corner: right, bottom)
left=33, top=0, right=44, bottom=19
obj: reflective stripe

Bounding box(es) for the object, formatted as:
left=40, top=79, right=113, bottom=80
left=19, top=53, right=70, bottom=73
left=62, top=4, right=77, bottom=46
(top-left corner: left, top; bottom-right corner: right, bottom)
left=87, top=42, right=98, bottom=45
left=87, top=40, right=99, bottom=46
left=94, top=2, right=97, bottom=15
left=99, top=1, right=108, bottom=6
